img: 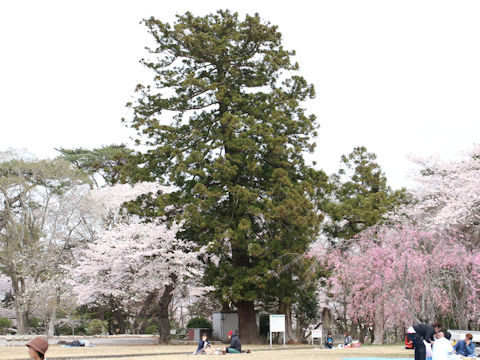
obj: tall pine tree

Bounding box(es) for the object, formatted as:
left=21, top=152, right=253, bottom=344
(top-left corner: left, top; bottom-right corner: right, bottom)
left=322, top=146, right=407, bottom=243
left=126, top=10, right=320, bottom=343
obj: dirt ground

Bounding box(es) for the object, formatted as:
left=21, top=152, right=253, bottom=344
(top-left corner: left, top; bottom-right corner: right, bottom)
left=0, top=344, right=413, bottom=360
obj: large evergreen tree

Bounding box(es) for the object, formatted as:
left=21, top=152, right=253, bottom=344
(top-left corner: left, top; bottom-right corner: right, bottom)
left=126, top=10, right=320, bottom=343
left=57, top=145, right=137, bottom=187
left=322, top=146, right=407, bottom=241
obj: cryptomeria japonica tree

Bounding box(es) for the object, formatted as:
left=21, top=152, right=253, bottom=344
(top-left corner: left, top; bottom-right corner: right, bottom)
left=125, top=10, right=321, bottom=343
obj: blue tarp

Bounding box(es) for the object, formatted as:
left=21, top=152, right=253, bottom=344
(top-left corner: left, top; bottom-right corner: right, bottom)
left=342, top=358, right=413, bottom=360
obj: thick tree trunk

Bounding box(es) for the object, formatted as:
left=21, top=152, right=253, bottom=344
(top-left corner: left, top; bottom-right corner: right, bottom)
left=158, top=283, right=174, bottom=344
left=358, top=324, right=367, bottom=343
left=394, top=323, right=404, bottom=343
left=97, top=306, right=105, bottom=320
left=373, top=302, right=385, bottom=344
left=107, top=297, right=126, bottom=334
left=112, top=310, right=126, bottom=334
left=134, top=290, right=159, bottom=334
left=349, top=323, right=358, bottom=340
left=321, top=308, right=333, bottom=333
left=236, top=300, right=260, bottom=344
left=112, top=306, right=126, bottom=334
left=48, top=306, right=57, bottom=337
left=12, top=277, right=28, bottom=334
left=278, top=301, right=298, bottom=343
left=15, top=308, right=27, bottom=334
left=369, top=324, right=375, bottom=344
left=295, top=312, right=305, bottom=343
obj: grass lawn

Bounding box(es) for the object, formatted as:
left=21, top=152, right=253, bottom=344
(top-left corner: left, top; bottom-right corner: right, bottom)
left=0, top=343, right=413, bottom=360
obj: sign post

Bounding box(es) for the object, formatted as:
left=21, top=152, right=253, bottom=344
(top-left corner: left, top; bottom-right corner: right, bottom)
left=269, top=314, right=286, bottom=348
left=311, top=329, right=323, bottom=346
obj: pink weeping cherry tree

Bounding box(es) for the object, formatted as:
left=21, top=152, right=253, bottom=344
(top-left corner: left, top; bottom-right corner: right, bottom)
left=315, top=146, right=480, bottom=343
left=322, top=226, right=480, bottom=344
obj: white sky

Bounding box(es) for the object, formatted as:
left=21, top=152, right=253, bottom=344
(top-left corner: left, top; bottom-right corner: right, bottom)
left=1, top=0, right=479, bottom=189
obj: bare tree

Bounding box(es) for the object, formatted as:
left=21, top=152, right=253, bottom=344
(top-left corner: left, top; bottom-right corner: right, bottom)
left=0, top=154, right=89, bottom=334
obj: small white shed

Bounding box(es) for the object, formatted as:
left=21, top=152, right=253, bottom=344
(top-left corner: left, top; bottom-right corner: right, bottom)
left=212, top=310, right=260, bottom=342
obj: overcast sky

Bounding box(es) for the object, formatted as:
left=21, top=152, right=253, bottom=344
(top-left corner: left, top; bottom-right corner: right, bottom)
left=1, top=0, right=479, bottom=188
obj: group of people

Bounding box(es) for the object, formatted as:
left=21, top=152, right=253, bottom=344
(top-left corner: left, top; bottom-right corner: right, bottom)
left=26, top=331, right=244, bottom=358
left=20, top=322, right=477, bottom=359
left=408, top=322, right=476, bottom=360
left=195, top=330, right=250, bottom=355
left=325, top=331, right=353, bottom=349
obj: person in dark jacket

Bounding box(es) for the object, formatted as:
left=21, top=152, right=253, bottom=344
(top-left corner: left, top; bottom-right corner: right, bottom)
left=195, top=333, right=211, bottom=354
left=224, top=330, right=242, bottom=354
left=407, top=322, right=442, bottom=360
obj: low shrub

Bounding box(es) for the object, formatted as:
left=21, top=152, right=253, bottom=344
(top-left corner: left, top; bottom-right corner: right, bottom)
left=0, top=317, right=13, bottom=334
left=187, top=317, right=212, bottom=329
left=87, top=319, right=108, bottom=335
left=145, top=324, right=158, bottom=334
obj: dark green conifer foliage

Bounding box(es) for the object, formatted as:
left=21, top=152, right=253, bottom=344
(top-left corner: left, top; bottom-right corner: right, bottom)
left=126, top=10, right=322, bottom=343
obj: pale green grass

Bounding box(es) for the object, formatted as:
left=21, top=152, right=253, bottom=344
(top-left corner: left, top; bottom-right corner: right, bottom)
left=0, top=344, right=412, bottom=360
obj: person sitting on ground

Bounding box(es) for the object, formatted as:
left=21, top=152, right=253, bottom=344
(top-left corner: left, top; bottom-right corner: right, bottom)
left=431, top=331, right=454, bottom=360
left=325, top=333, right=334, bottom=349
left=26, top=336, right=48, bottom=360
left=344, top=332, right=352, bottom=346
left=195, top=333, right=212, bottom=355
left=223, top=330, right=242, bottom=354
left=454, top=333, right=475, bottom=357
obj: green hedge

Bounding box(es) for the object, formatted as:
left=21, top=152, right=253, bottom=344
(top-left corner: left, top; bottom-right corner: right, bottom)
left=145, top=324, right=159, bottom=334
left=187, top=317, right=212, bottom=329
left=0, top=317, right=13, bottom=334
left=87, top=319, right=108, bottom=335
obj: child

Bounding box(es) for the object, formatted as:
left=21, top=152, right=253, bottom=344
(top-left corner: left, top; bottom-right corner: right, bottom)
left=195, top=333, right=212, bottom=355
left=325, top=333, right=333, bottom=349
left=26, top=337, right=48, bottom=360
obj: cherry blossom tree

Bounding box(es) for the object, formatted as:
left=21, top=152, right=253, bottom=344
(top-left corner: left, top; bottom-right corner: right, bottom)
left=395, top=144, right=480, bottom=242
left=74, top=183, right=208, bottom=343
left=320, top=226, right=480, bottom=344
left=315, top=146, right=480, bottom=343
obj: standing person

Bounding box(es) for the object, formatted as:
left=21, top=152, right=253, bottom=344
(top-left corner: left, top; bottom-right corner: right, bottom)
left=26, top=337, right=48, bottom=360
left=344, top=332, right=352, bottom=346
left=407, top=321, right=442, bottom=360
left=453, top=333, right=475, bottom=356
left=223, top=330, right=242, bottom=354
